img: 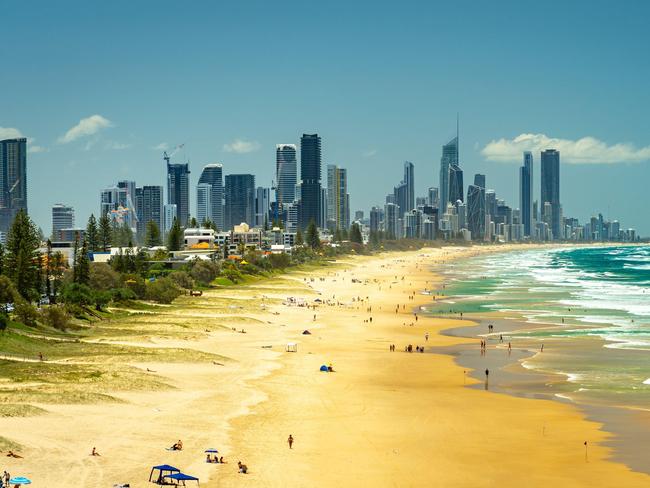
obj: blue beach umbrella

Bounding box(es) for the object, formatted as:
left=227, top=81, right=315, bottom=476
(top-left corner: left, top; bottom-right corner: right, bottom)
left=204, top=448, right=219, bottom=453
left=9, top=477, right=32, bottom=485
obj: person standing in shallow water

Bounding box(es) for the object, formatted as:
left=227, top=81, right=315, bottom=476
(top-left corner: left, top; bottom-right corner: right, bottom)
left=288, top=435, right=294, bottom=449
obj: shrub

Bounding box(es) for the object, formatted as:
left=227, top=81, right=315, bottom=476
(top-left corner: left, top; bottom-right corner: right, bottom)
left=41, top=305, right=70, bottom=330
left=123, top=274, right=146, bottom=299
left=89, top=263, right=122, bottom=291
left=61, top=283, right=94, bottom=306
left=14, top=300, right=39, bottom=327
left=93, top=290, right=112, bottom=311
left=111, top=288, right=137, bottom=302
left=190, top=260, right=220, bottom=286
left=268, top=253, right=290, bottom=269
left=169, top=270, right=195, bottom=290
left=145, top=277, right=181, bottom=304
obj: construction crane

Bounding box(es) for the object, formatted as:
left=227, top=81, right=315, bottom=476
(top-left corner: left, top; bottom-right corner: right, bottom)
left=163, top=144, right=185, bottom=165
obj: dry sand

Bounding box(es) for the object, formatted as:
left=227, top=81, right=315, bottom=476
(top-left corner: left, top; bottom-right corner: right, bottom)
left=0, top=245, right=648, bottom=487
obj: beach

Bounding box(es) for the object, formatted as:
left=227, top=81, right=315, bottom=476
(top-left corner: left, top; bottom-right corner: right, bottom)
left=0, top=245, right=648, bottom=486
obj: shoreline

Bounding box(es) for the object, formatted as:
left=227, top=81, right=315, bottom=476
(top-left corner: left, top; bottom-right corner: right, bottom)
left=215, top=245, right=650, bottom=486
left=428, top=245, right=650, bottom=477
left=1, top=244, right=649, bottom=486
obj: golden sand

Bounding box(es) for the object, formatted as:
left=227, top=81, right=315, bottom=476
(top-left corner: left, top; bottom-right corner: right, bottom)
left=0, top=245, right=647, bottom=487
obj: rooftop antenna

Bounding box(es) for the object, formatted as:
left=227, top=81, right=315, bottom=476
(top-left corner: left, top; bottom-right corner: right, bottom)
left=456, top=112, right=459, bottom=162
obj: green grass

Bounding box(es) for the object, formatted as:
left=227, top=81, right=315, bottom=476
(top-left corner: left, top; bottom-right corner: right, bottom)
left=0, top=404, right=48, bottom=417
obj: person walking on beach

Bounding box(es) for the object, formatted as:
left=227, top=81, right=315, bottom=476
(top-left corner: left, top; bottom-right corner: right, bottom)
left=425, top=332, right=429, bottom=342
left=288, top=435, right=294, bottom=449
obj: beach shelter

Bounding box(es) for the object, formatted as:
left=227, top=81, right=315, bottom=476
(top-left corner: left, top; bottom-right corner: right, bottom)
left=204, top=448, right=219, bottom=453
left=286, top=342, right=298, bottom=352
left=320, top=365, right=329, bottom=372
left=9, top=477, right=31, bottom=485
left=163, top=472, right=200, bottom=486
left=149, top=464, right=180, bottom=484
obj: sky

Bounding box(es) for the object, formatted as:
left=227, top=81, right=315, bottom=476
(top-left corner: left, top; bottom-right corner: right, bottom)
left=2, top=0, right=650, bottom=235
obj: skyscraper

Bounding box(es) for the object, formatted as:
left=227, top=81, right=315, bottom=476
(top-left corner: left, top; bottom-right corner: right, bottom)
left=519, top=151, right=533, bottom=237
left=326, top=164, right=350, bottom=231
left=439, top=135, right=458, bottom=209
left=473, top=174, right=486, bottom=189
left=448, top=164, right=464, bottom=204
left=0, top=138, right=27, bottom=234
left=255, top=187, right=270, bottom=228
left=224, top=174, right=255, bottom=229
left=276, top=144, right=297, bottom=207
left=403, top=161, right=415, bottom=214
left=198, top=163, right=224, bottom=230
left=541, top=149, right=560, bottom=239
left=384, top=202, right=400, bottom=239
left=466, top=185, right=485, bottom=240
left=136, top=185, right=163, bottom=239
left=299, top=134, right=322, bottom=229
left=166, top=153, right=190, bottom=227
left=52, top=204, right=74, bottom=238
left=196, top=183, right=212, bottom=226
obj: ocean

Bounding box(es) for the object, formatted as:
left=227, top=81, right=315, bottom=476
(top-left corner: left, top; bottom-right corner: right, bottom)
left=428, top=245, right=650, bottom=410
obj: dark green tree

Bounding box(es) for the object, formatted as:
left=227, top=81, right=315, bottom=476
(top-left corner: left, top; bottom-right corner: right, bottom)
left=86, top=214, right=99, bottom=252
left=306, top=219, right=321, bottom=250
left=166, top=218, right=183, bottom=251
left=75, top=238, right=91, bottom=286
left=5, top=210, right=41, bottom=300
left=45, top=239, right=53, bottom=300
left=98, top=214, right=112, bottom=251
left=295, top=229, right=304, bottom=246
left=334, top=228, right=342, bottom=242
left=350, top=223, right=363, bottom=245
left=145, top=220, right=162, bottom=247
left=189, top=216, right=198, bottom=228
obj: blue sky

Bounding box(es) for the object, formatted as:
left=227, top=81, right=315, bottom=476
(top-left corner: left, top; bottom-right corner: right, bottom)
left=2, top=0, right=649, bottom=235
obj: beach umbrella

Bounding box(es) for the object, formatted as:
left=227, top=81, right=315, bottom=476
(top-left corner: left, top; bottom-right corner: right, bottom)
left=204, top=448, right=219, bottom=453
left=9, top=477, right=31, bottom=485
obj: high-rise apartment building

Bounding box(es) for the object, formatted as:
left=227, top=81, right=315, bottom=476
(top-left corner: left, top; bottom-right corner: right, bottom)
left=136, top=185, right=163, bottom=239
left=196, top=183, right=212, bottom=226
left=166, top=153, right=190, bottom=227
left=467, top=184, right=485, bottom=240
left=52, top=204, right=74, bottom=239
left=224, top=174, right=255, bottom=230
left=541, top=149, right=560, bottom=239
left=276, top=144, right=297, bottom=207
left=197, top=163, right=224, bottom=230
left=326, top=164, right=350, bottom=231
left=255, top=187, right=270, bottom=228
left=0, top=138, right=27, bottom=233
left=520, top=151, right=533, bottom=237
left=448, top=163, right=464, bottom=204
left=384, top=202, right=400, bottom=239
left=299, top=134, right=322, bottom=229
left=439, top=135, right=458, bottom=209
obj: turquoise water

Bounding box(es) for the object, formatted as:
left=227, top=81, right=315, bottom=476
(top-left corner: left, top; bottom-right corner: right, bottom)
left=429, top=245, right=650, bottom=408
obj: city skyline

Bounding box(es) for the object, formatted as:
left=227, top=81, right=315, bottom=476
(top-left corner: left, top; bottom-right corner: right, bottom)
left=2, top=1, right=650, bottom=234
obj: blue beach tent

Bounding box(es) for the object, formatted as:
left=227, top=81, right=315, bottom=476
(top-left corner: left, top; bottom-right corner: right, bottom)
left=163, top=472, right=200, bottom=486
left=320, top=365, right=329, bottom=372
left=149, top=464, right=180, bottom=484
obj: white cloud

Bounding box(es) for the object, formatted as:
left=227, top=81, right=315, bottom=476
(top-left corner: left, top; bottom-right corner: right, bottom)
left=363, top=149, right=377, bottom=158
left=152, top=142, right=169, bottom=151
left=0, top=127, right=24, bottom=140
left=223, top=138, right=260, bottom=154
left=58, top=114, right=113, bottom=144
left=481, top=133, right=650, bottom=164
left=0, top=127, right=47, bottom=153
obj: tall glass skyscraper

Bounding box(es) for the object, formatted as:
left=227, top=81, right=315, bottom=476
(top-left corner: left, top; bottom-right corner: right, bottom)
left=0, top=138, right=27, bottom=234
left=276, top=144, right=297, bottom=206
left=224, top=174, right=255, bottom=229
left=299, top=134, right=322, bottom=229
left=439, top=136, right=458, bottom=209
left=448, top=163, right=464, bottom=204
left=136, top=185, right=163, bottom=239
left=166, top=154, right=190, bottom=228
left=198, top=163, right=224, bottom=229
left=541, top=149, right=560, bottom=239
left=326, top=164, right=350, bottom=231
left=519, top=151, right=533, bottom=237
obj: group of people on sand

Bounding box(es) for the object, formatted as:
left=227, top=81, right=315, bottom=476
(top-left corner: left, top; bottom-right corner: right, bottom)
left=401, top=344, right=425, bottom=353
left=206, top=454, right=225, bottom=463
